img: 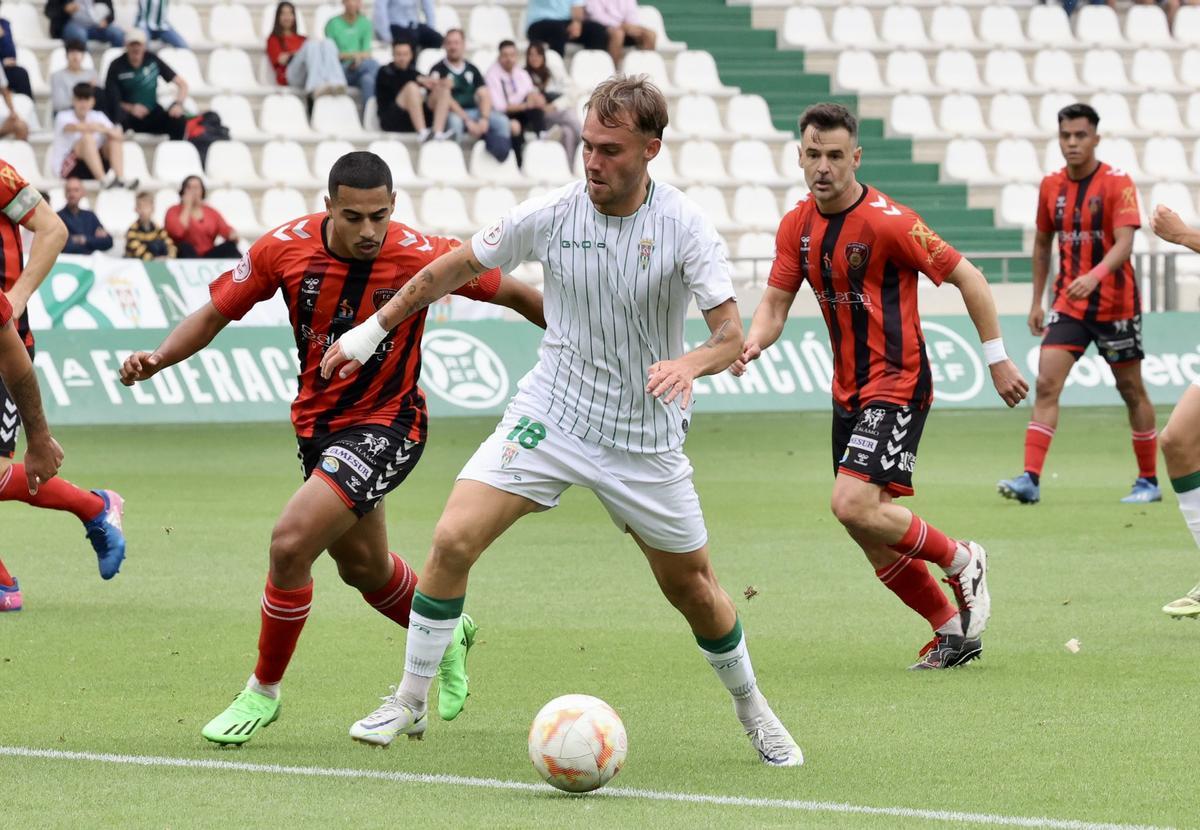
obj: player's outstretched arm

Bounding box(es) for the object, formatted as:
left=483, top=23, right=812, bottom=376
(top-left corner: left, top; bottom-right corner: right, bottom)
left=6, top=201, right=67, bottom=319
left=489, top=274, right=546, bottom=329
left=320, top=244, right=489, bottom=379
left=1151, top=204, right=1200, bottom=252
left=943, top=259, right=1029, bottom=408
left=119, top=302, right=232, bottom=386
left=646, top=298, right=743, bottom=409
left=730, top=285, right=796, bottom=377
left=0, top=320, right=63, bottom=493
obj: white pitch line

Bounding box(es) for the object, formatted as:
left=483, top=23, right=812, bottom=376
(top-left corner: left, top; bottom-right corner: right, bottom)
left=0, top=745, right=1172, bottom=830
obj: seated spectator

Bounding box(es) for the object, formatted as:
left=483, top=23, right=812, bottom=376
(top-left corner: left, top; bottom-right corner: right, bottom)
left=125, top=190, right=175, bottom=259
left=104, top=29, right=189, bottom=139
left=165, top=175, right=239, bottom=259
left=0, top=67, right=27, bottom=139
left=46, top=0, right=125, bottom=47
left=374, top=0, right=441, bottom=50
left=526, top=40, right=580, bottom=159
left=429, top=29, right=510, bottom=161
left=325, top=0, right=378, bottom=111
left=136, top=0, right=187, bottom=47
left=267, top=1, right=346, bottom=98
left=51, top=39, right=101, bottom=114
left=526, top=0, right=607, bottom=57
left=50, top=83, right=134, bottom=188
left=376, top=39, right=450, bottom=139
left=486, top=40, right=545, bottom=167
left=0, top=6, right=32, bottom=98
left=585, top=0, right=654, bottom=64
left=59, top=176, right=113, bottom=254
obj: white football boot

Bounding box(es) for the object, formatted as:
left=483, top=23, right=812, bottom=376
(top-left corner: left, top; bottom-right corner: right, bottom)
left=350, top=687, right=427, bottom=746
left=945, top=541, right=991, bottom=639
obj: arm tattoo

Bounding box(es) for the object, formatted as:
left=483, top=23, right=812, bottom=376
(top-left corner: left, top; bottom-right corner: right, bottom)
left=700, top=319, right=732, bottom=350
left=465, top=256, right=487, bottom=276
left=8, top=368, right=50, bottom=439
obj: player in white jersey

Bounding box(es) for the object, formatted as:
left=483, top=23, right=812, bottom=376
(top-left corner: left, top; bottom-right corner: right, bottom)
left=321, top=75, right=803, bottom=766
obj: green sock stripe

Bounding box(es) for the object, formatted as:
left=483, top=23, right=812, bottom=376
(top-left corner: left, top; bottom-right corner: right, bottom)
left=411, top=591, right=465, bottom=620
left=695, top=618, right=743, bottom=654
left=1170, top=470, right=1200, bottom=494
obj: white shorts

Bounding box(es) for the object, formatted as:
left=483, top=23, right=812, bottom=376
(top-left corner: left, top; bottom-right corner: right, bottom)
left=457, top=406, right=708, bottom=553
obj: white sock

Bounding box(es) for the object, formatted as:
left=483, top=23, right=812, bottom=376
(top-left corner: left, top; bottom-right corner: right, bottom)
left=936, top=614, right=964, bottom=637
left=943, top=542, right=971, bottom=576
left=398, top=610, right=458, bottom=708
left=246, top=674, right=280, bottom=699
left=1178, top=486, right=1200, bottom=549
left=699, top=633, right=767, bottom=724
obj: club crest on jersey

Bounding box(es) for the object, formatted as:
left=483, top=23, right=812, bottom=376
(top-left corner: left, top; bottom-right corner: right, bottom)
left=638, top=237, right=654, bottom=269
left=844, top=242, right=870, bottom=270
left=232, top=252, right=252, bottom=283
left=372, top=288, right=397, bottom=310
left=500, top=441, right=520, bottom=469
left=1088, top=195, right=1102, bottom=217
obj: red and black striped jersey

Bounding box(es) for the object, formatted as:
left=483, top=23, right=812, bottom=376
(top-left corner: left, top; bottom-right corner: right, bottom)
left=1036, top=162, right=1141, bottom=322
left=0, top=289, right=11, bottom=328
left=209, top=214, right=502, bottom=441
left=0, top=158, right=41, bottom=350
left=769, top=186, right=962, bottom=412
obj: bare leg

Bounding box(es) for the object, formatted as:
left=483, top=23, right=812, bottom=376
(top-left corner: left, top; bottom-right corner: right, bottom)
left=1112, top=360, right=1156, bottom=434
left=1030, top=348, right=1078, bottom=430
left=73, top=133, right=107, bottom=181
left=101, top=133, right=126, bottom=180
left=399, top=82, right=427, bottom=132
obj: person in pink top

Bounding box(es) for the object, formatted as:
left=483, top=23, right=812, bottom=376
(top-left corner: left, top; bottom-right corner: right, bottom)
left=164, top=175, right=239, bottom=259
left=484, top=39, right=546, bottom=167
left=585, top=0, right=655, bottom=64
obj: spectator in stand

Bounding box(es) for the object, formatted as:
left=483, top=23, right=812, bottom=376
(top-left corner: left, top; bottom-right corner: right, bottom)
left=104, top=28, right=189, bottom=139
left=0, top=7, right=32, bottom=98
left=135, top=0, right=187, bottom=48
left=125, top=191, right=175, bottom=260
left=429, top=28, right=509, bottom=160
left=374, top=0, right=440, bottom=50
left=267, top=1, right=346, bottom=98
left=165, top=175, right=239, bottom=259
left=485, top=39, right=545, bottom=167
left=585, top=0, right=654, bottom=64
left=0, top=67, right=27, bottom=139
left=51, top=39, right=100, bottom=114
left=526, top=0, right=607, bottom=57
left=50, top=83, right=134, bottom=188
left=325, top=0, right=378, bottom=111
left=46, top=0, right=125, bottom=47
left=525, top=41, right=579, bottom=159
left=376, top=38, right=450, bottom=140
left=58, top=177, right=113, bottom=254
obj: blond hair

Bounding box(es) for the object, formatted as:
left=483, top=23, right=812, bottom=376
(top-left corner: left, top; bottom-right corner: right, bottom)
left=585, top=74, right=668, bottom=138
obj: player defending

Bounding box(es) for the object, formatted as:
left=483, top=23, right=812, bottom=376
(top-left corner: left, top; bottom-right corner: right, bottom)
left=733, top=104, right=1028, bottom=669
left=322, top=76, right=803, bottom=766
left=998, top=103, right=1158, bottom=505
left=1148, top=205, right=1200, bottom=616
left=0, top=157, right=125, bottom=614
left=119, top=152, right=545, bottom=744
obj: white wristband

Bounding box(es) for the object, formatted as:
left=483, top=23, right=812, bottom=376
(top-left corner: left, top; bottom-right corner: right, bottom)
left=982, top=338, right=1008, bottom=366
left=337, top=313, right=389, bottom=364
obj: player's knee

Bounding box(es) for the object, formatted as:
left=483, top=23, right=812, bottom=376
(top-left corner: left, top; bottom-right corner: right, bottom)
left=1115, top=376, right=1144, bottom=406
left=658, top=568, right=717, bottom=614
left=268, top=522, right=316, bottom=573
left=429, top=520, right=480, bottom=574
left=830, top=490, right=873, bottom=533
left=1035, top=374, right=1063, bottom=402
left=333, top=554, right=377, bottom=590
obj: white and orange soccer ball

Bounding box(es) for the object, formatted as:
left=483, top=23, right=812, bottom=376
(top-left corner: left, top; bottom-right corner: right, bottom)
left=527, top=694, right=628, bottom=793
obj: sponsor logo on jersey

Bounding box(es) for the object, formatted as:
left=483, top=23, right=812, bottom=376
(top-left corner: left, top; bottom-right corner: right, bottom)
left=324, top=445, right=373, bottom=479
left=1121, top=186, right=1137, bottom=210
left=848, top=434, right=877, bottom=452
left=854, top=452, right=870, bottom=466
left=844, top=242, right=870, bottom=270
left=814, top=289, right=873, bottom=309
left=301, top=276, right=320, bottom=295
left=336, top=299, right=355, bottom=320
left=860, top=408, right=885, bottom=433
left=232, top=252, right=252, bottom=283
left=321, top=456, right=340, bottom=474
left=559, top=240, right=607, bottom=249
left=355, top=434, right=391, bottom=460
left=839, top=447, right=850, bottom=464
left=899, top=451, right=916, bottom=473
left=1061, top=229, right=1104, bottom=243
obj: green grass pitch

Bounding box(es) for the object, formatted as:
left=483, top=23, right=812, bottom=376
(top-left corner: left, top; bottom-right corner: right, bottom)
left=1, top=407, right=1196, bottom=829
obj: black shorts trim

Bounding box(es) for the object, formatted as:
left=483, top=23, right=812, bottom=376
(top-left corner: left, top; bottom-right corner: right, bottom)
left=1043, top=311, right=1144, bottom=365
left=831, top=402, right=929, bottom=497
left=298, top=424, right=424, bottom=517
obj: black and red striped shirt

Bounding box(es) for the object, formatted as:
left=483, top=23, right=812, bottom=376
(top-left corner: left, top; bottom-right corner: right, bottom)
left=0, top=158, right=42, bottom=350
left=0, top=289, right=11, bottom=328
left=1036, top=162, right=1141, bottom=322
left=209, top=214, right=501, bottom=440
left=769, top=186, right=962, bottom=412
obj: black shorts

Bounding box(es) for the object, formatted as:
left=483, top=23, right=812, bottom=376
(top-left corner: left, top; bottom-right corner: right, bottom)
left=832, top=401, right=930, bottom=497
left=0, top=344, right=31, bottom=458
left=297, top=424, right=425, bottom=517
left=1043, top=310, right=1144, bottom=365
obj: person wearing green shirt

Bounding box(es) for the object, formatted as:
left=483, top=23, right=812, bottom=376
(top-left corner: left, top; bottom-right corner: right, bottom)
left=325, top=0, right=378, bottom=112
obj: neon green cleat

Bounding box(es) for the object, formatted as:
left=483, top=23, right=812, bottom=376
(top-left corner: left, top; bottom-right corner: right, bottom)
left=201, top=689, right=281, bottom=745
left=1163, top=582, right=1200, bottom=619
left=436, top=613, right=477, bottom=721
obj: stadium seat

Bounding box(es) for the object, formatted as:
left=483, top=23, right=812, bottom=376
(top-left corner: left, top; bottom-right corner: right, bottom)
left=205, top=141, right=262, bottom=188
left=47, top=46, right=95, bottom=75
left=939, top=94, right=989, bottom=138
left=1125, top=4, right=1173, bottom=47
left=1081, top=50, right=1136, bottom=94
left=1026, top=4, right=1075, bottom=46
left=157, top=48, right=212, bottom=96
left=1089, top=93, right=1138, bottom=138
left=671, top=51, right=735, bottom=95
left=1038, top=93, right=1076, bottom=133
left=978, top=6, right=1025, bottom=47
left=1075, top=5, right=1124, bottom=46
left=417, top=141, right=472, bottom=185
left=1033, top=50, right=1083, bottom=92
left=16, top=48, right=48, bottom=97
left=209, top=4, right=260, bottom=48
left=889, top=94, right=942, bottom=139
left=684, top=185, right=736, bottom=233
left=933, top=50, right=987, bottom=94
left=211, top=94, right=267, bottom=142
left=419, top=186, right=472, bottom=234
left=884, top=51, right=936, bottom=94
left=830, top=6, right=882, bottom=48
left=729, top=140, right=778, bottom=186
left=942, top=139, right=999, bottom=185
left=674, top=94, right=726, bottom=139
left=1043, top=138, right=1066, bottom=172
left=1096, top=138, right=1145, bottom=178
left=467, top=6, right=515, bottom=50
left=880, top=6, right=931, bottom=48
left=208, top=48, right=272, bottom=94
left=778, top=141, right=803, bottom=182
left=997, top=183, right=1039, bottom=228
left=311, top=96, right=366, bottom=139
left=1177, top=6, right=1200, bottom=47
left=637, top=5, right=685, bottom=52
left=647, top=143, right=683, bottom=185
left=94, top=188, right=135, bottom=234
left=0, top=140, right=45, bottom=187
left=1137, top=93, right=1185, bottom=134
left=929, top=6, right=980, bottom=48
left=167, top=4, right=206, bottom=47
left=152, top=141, right=204, bottom=187
left=994, top=139, right=1043, bottom=184
left=469, top=140, right=525, bottom=185
left=98, top=46, right=124, bottom=83
left=6, top=3, right=54, bottom=48
left=417, top=49, right=446, bottom=75
left=312, top=3, right=341, bottom=37
left=0, top=93, right=39, bottom=133
left=725, top=95, right=789, bottom=139
left=261, top=94, right=317, bottom=139
left=260, top=187, right=309, bottom=228
left=1132, top=49, right=1183, bottom=93
left=472, top=186, right=517, bottom=227
left=361, top=96, right=381, bottom=134
left=988, top=95, right=1040, bottom=138
left=153, top=189, right=177, bottom=224
left=123, top=143, right=153, bottom=188
left=469, top=48, right=495, bottom=77
left=1187, top=93, right=1200, bottom=130
left=834, top=50, right=885, bottom=94
left=570, top=50, right=616, bottom=90
left=781, top=7, right=833, bottom=50
left=434, top=5, right=463, bottom=34
left=260, top=140, right=318, bottom=187
left=1180, top=50, right=1200, bottom=89
left=1150, top=182, right=1199, bottom=225
left=1143, top=137, right=1193, bottom=183
left=679, top=140, right=728, bottom=185
left=984, top=50, right=1036, bottom=93
left=733, top=233, right=775, bottom=282
left=209, top=188, right=262, bottom=237
left=622, top=51, right=674, bottom=93
left=366, top=139, right=426, bottom=188
left=1190, top=139, right=1200, bottom=176
left=522, top=141, right=574, bottom=185
left=313, top=140, right=355, bottom=184
left=783, top=184, right=808, bottom=207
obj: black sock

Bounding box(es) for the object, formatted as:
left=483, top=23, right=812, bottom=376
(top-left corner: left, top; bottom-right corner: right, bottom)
left=1026, top=471, right=1040, bottom=486
left=1144, top=475, right=1158, bottom=486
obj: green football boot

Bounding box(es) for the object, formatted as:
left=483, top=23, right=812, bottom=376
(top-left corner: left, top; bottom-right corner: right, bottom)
left=436, top=613, right=477, bottom=721
left=201, top=688, right=281, bottom=745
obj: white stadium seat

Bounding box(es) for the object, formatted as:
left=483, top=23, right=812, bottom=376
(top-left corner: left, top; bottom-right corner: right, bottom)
left=167, top=4, right=206, bottom=47
left=1075, top=5, right=1124, bottom=46
left=1096, top=138, right=1146, bottom=178
left=678, top=140, right=729, bottom=185
left=1026, top=5, right=1075, bottom=46
left=472, top=186, right=517, bottom=227
left=998, top=184, right=1039, bottom=228
left=418, top=141, right=472, bottom=185
left=732, top=185, right=781, bottom=231
left=94, top=188, right=136, bottom=234
left=674, top=95, right=726, bottom=139
left=1089, top=93, right=1138, bottom=137
left=311, top=96, right=366, bottom=139
left=208, top=48, right=272, bottom=94
left=1143, top=137, right=1192, bottom=183
left=1033, top=50, right=1082, bottom=92
left=939, top=94, right=989, bottom=138
left=979, top=6, right=1025, bottom=48
left=889, top=94, right=941, bottom=139
left=1132, top=49, right=1182, bottom=93
left=367, top=139, right=425, bottom=188
left=417, top=49, right=446, bottom=75
left=1125, top=5, right=1173, bottom=47
left=782, top=7, right=833, bottom=49
left=1081, top=50, right=1136, bottom=94
left=1177, top=7, right=1200, bottom=46
left=209, top=188, right=262, bottom=237
left=16, top=48, right=48, bottom=97
left=211, top=94, right=267, bottom=141
left=204, top=141, right=262, bottom=188
left=389, top=189, right=417, bottom=223
left=123, top=143, right=153, bottom=188
left=6, top=3, right=54, bottom=48
left=648, top=143, right=683, bottom=185
left=47, top=46, right=95, bottom=75
left=725, top=95, right=788, bottom=139
left=728, top=140, right=778, bottom=186
left=984, top=50, right=1035, bottom=93
left=158, top=48, right=212, bottom=95
left=994, top=139, right=1044, bottom=184
left=261, top=94, right=317, bottom=139
left=419, top=186, right=472, bottom=235
left=930, top=7, right=980, bottom=48
left=1137, top=93, right=1185, bottom=134
left=934, top=50, right=986, bottom=94
left=1043, top=138, right=1066, bottom=172
left=835, top=50, right=885, bottom=94
left=880, top=6, right=930, bottom=48
left=209, top=4, right=259, bottom=48
left=0, top=141, right=46, bottom=188
left=1180, top=50, right=1200, bottom=88
left=784, top=184, right=809, bottom=207
left=988, top=95, right=1040, bottom=138
left=152, top=141, right=204, bottom=187
left=684, top=186, right=736, bottom=233
left=943, top=139, right=999, bottom=184
left=153, top=189, right=176, bottom=225
left=636, top=5, right=685, bottom=52
left=434, top=5, right=463, bottom=34
left=260, top=187, right=309, bottom=229
left=570, top=50, right=615, bottom=90
left=470, top=140, right=525, bottom=185
left=523, top=141, right=574, bottom=185
left=313, top=140, right=355, bottom=185
left=260, top=140, right=318, bottom=187
left=1149, top=182, right=1199, bottom=225
left=885, top=51, right=936, bottom=94
left=1187, top=94, right=1200, bottom=130
left=312, top=3, right=341, bottom=37
left=622, top=51, right=674, bottom=93
left=831, top=7, right=882, bottom=48
left=671, top=51, right=735, bottom=95
left=98, top=47, right=124, bottom=84
left=734, top=233, right=775, bottom=281
left=467, top=6, right=515, bottom=50
left=1038, top=93, right=1076, bottom=134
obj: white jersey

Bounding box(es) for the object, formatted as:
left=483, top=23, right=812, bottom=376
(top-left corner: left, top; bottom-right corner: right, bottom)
left=471, top=180, right=735, bottom=454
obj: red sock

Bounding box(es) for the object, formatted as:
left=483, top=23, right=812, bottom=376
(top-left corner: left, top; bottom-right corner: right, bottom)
left=1024, top=422, right=1055, bottom=478
left=1132, top=430, right=1158, bottom=480
left=254, top=578, right=313, bottom=685
left=362, top=552, right=417, bottom=627
left=0, top=557, right=12, bottom=587
left=876, top=557, right=958, bottom=631
left=0, top=465, right=104, bottom=521
left=888, top=512, right=957, bottom=568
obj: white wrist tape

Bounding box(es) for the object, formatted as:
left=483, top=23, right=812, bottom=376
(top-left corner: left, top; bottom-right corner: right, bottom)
left=982, top=338, right=1008, bottom=366
left=338, top=313, right=389, bottom=363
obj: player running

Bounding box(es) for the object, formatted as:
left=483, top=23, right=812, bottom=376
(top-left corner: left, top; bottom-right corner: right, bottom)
left=0, top=157, right=125, bottom=614
left=1148, top=204, right=1200, bottom=617
left=733, top=103, right=1028, bottom=669
left=998, top=103, right=1158, bottom=505
left=322, top=76, right=803, bottom=766
left=119, top=151, right=545, bottom=744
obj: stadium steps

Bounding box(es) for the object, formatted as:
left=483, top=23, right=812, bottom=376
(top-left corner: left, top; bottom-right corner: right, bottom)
left=651, top=0, right=1031, bottom=281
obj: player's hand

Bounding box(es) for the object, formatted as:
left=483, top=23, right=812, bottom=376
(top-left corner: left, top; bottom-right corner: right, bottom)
left=119, top=350, right=163, bottom=385
left=646, top=359, right=697, bottom=409
left=319, top=341, right=362, bottom=380
left=1065, top=272, right=1100, bottom=300
left=566, top=19, right=582, bottom=38
left=989, top=359, right=1029, bottom=408
left=728, top=342, right=762, bottom=377
left=1151, top=204, right=1189, bottom=245
left=23, top=435, right=64, bottom=494
left=6, top=291, right=28, bottom=321
left=1027, top=306, right=1045, bottom=337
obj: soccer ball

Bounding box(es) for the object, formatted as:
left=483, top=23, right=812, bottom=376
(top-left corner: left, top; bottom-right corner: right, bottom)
left=527, top=694, right=628, bottom=793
